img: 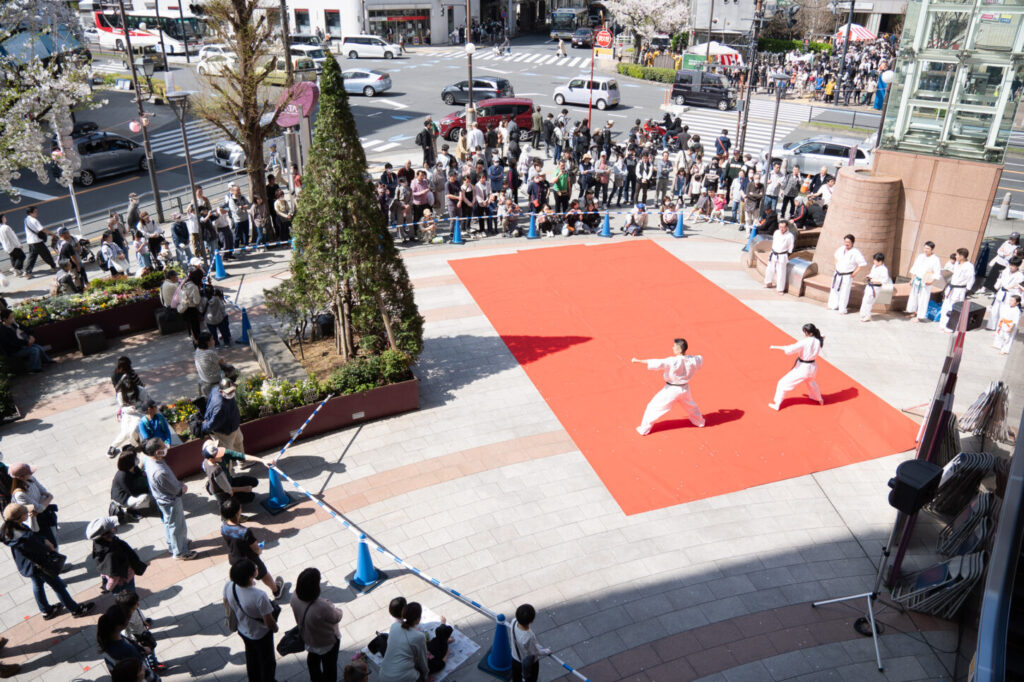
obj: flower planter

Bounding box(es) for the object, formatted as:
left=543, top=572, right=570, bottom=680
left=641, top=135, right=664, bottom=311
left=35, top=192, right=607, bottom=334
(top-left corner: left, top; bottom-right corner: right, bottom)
left=165, top=377, right=419, bottom=479
left=32, top=296, right=162, bottom=354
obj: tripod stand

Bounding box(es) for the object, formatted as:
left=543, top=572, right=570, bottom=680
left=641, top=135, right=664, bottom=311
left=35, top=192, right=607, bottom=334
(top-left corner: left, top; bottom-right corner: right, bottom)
left=811, top=513, right=908, bottom=672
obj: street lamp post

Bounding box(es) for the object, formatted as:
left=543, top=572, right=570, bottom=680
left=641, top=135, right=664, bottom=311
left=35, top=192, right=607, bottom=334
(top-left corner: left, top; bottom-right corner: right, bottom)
left=875, top=69, right=895, bottom=147
left=165, top=90, right=206, bottom=266
left=465, top=41, right=476, bottom=129
left=113, top=0, right=164, bottom=222
left=766, top=72, right=790, bottom=168
left=836, top=0, right=856, bottom=107
left=737, top=0, right=764, bottom=155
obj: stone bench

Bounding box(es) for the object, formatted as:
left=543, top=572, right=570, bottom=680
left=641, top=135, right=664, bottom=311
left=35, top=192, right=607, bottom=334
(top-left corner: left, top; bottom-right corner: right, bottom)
left=249, top=328, right=308, bottom=383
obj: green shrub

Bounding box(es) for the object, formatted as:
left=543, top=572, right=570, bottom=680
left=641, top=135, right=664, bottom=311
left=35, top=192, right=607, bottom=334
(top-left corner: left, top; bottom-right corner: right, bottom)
left=758, top=38, right=832, bottom=53
left=616, top=63, right=676, bottom=84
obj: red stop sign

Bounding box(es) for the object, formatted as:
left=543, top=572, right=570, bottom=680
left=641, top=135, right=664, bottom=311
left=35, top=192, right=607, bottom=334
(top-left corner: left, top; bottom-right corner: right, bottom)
left=595, top=29, right=613, bottom=48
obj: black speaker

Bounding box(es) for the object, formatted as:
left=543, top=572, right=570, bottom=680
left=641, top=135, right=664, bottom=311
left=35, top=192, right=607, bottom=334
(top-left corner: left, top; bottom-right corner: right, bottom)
left=945, top=300, right=986, bottom=331
left=887, top=460, right=943, bottom=515
left=155, top=308, right=186, bottom=335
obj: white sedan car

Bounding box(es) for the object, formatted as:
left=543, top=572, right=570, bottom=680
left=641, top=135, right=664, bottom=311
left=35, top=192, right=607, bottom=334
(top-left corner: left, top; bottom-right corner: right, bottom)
left=552, top=76, right=621, bottom=110
left=196, top=53, right=237, bottom=78
left=341, top=69, right=392, bottom=97
left=198, top=44, right=233, bottom=61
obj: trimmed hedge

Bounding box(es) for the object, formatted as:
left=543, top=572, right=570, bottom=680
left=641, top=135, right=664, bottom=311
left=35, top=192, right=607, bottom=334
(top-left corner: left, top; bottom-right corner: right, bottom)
left=616, top=63, right=676, bottom=84
left=758, top=38, right=832, bottom=53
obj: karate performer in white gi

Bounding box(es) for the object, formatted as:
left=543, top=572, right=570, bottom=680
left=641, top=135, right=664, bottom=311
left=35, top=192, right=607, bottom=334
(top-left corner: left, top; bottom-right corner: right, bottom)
left=983, top=232, right=1020, bottom=293
left=940, top=248, right=976, bottom=332
left=905, top=241, right=942, bottom=322
left=768, top=323, right=825, bottom=411
left=764, top=220, right=796, bottom=293
left=632, top=338, right=705, bottom=435
left=859, top=252, right=890, bottom=322
left=993, top=295, right=1021, bottom=354
left=986, top=257, right=1023, bottom=331
left=827, top=234, right=867, bottom=314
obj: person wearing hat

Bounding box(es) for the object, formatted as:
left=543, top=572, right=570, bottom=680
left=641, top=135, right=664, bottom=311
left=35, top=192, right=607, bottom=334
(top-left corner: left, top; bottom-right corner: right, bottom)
left=623, top=203, right=647, bottom=237
left=140, top=437, right=197, bottom=560
left=137, top=399, right=180, bottom=447
left=1, top=502, right=95, bottom=619
left=9, top=462, right=59, bottom=548
left=55, top=226, right=88, bottom=287
left=202, top=438, right=261, bottom=505
left=202, top=378, right=245, bottom=456
left=88, top=515, right=148, bottom=594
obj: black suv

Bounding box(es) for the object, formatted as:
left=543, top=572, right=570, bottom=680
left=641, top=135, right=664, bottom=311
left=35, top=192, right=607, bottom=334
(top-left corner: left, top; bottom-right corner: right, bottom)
left=571, top=27, right=594, bottom=48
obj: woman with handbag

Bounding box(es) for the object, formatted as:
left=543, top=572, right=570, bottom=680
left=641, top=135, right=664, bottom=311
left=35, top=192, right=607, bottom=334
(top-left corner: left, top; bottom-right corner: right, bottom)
left=509, top=604, right=551, bottom=682
left=378, top=601, right=430, bottom=682
left=223, top=558, right=279, bottom=682
left=96, top=605, right=158, bottom=681
left=290, top=567, right=343, bottom=682
left=9, top=462, right=58, bottom=549
left=1, top=503, right=94, bottom=619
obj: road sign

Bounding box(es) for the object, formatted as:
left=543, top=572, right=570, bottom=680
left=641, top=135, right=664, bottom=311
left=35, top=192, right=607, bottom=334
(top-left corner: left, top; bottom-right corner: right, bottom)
left=595, top=29, right=612, bottom=49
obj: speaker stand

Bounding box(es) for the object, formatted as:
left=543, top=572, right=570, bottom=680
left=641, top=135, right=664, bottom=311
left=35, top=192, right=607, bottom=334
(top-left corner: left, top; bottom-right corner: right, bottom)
left=811, top=518, right=906, bottom=672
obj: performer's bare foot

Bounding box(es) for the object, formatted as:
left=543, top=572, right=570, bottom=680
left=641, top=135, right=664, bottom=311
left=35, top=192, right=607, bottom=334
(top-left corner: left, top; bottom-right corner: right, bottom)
left=635, top=426, right=649, bottom=436
left=768, top=402, right=780, bottom=411
left=764, top=283, right=773, bottom=289
left=817, top=397, right=825, bottom=405
left=911, top=317, right=921, bottom=323
left=860, top=317, right=870, bottom=322
left=777, top=290, right=786, bottom=295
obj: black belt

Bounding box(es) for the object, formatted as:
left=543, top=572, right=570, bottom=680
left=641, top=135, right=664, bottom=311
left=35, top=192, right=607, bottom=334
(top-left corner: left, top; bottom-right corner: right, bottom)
left=831, top=270, right=854, bottom=288
left=867, top=282, right=879, bottom=292
left=796, top=358, right=816, bottom=363
left=948, top=284, right=967, bottom=289
left=769, top=250, right=790, bottom=260
left=665, top=382, right=689, bottom=387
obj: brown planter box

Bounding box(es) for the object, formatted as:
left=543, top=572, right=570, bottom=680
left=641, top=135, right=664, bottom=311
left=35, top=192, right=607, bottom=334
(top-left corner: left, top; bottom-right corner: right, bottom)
left=165, top=377, right=419, bottom=479
left=32, top=296, right=162, bottom=354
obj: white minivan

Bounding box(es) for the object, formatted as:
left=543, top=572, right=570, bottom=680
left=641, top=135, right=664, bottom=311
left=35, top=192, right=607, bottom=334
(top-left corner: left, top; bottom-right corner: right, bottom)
left=339, top=34, right=402, bottom=59
left=552, top=75, right=621, bottom=110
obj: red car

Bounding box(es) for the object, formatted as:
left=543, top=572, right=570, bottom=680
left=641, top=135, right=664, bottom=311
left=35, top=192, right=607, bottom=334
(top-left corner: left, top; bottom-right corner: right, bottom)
left=438, top=97, right=535, bottom=141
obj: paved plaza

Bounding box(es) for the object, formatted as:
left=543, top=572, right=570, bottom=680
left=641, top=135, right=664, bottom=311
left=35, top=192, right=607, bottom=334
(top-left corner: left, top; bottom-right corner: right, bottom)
left=0, top=219, right=1000, bottom=681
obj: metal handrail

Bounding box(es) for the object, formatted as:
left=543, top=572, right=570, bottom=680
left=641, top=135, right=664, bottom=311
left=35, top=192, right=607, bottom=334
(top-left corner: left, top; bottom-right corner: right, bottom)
left=973, top=408, right=1024, bottom=680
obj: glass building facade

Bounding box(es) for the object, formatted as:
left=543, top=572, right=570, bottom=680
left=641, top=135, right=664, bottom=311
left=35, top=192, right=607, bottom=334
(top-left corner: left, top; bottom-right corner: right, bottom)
left=879, top=0, right=1024, bottom=163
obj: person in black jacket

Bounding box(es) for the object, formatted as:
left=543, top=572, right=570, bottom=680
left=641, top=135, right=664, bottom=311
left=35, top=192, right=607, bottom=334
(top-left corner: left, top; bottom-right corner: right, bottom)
left=111, top=448, right=153, bottom=522
left=755, top=208, right=779, bottom=236
left=170, top=213, right=192, bottom=271
left=88, top=516, right=148, bottom=594
left=0, top=309, right=52, bottom=372
left=1, top=503, right=94, bottom=619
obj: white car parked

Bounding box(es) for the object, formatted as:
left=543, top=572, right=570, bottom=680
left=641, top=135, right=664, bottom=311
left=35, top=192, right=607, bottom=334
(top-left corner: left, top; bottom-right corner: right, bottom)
left=339, top=35, right=401, bottom=60
left=552, top=76, right=621, bottom=110
left=198, top=43, right=233, bottom=61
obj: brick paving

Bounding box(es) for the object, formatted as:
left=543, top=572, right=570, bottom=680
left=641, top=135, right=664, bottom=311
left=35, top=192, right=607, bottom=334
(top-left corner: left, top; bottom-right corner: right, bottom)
left=0, top=223, right=1000, bottom=680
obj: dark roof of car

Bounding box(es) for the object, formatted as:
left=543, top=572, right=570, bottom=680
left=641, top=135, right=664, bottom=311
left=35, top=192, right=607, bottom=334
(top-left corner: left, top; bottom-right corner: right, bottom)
left=575, top=27, right=593, bottom=33
left=476, top=97, right=533, bottom=106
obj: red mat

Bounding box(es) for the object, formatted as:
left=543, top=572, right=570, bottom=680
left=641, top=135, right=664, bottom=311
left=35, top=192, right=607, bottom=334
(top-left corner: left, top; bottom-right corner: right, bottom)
left=450, top=241, right=919, bottom=515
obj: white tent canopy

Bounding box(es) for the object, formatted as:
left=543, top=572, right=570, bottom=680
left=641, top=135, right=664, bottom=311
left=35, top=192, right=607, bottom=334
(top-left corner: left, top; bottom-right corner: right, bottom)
left=685, top=41, right=744, bottom=65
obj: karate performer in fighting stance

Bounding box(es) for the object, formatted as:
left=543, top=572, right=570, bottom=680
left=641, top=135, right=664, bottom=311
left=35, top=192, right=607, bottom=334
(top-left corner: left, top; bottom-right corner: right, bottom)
left=986, top=257, right=1023, bottom=331
left=827, top=234, right=867, bottom=314
left=940, top=248, right=975, bottom=332
left=632, top=338, right=705, bottom=435
left=859, top=253, right=890, bottom=322
left=993, top=295, right=1021, bottom=354
left=905, top=241, right=941, bottom=322
left=764, top=220, right=796, bottom=293
left=768, top=323, right=825, bottom=411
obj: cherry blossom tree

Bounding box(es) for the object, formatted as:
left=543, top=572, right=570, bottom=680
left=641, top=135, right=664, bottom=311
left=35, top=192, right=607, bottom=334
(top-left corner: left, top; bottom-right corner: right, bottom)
left=0, top=0, right=96, bottom=200
left=604, top=0, right=691, bottom=62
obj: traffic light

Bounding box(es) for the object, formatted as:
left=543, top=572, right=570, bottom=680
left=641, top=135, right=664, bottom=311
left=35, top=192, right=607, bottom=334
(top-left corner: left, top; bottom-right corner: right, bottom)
left=189, top=3, right=205, bottom=15
left=786, top=5, right=800, bottom=28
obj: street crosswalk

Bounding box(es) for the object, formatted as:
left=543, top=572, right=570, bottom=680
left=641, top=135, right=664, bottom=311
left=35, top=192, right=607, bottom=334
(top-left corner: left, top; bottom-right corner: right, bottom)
left=144, top=119, right=224, bottom=160
left=428, top=48, right=595, bottom=70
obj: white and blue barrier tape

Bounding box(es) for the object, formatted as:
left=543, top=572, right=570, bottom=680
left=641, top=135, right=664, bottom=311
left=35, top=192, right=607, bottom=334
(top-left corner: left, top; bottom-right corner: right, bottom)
left=266, top=402, right=592, bottom=681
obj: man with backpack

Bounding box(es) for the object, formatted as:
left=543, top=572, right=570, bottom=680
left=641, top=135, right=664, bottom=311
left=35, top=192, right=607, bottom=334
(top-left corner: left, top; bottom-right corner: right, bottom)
left=416, top=119, right=437, bottom=168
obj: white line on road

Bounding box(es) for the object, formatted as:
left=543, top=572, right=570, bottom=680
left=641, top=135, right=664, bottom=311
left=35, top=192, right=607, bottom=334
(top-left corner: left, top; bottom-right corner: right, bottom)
left=10, top=187, right=58, bottom=201
left=511, top=54, right=527, bottom=62
left=374, top=142, right=401, bottom=152
left=523, top=54, right=540, bottom=62
left=377, top=99, right=409, bottom=110
left=478, top=66, right=506, bottom=74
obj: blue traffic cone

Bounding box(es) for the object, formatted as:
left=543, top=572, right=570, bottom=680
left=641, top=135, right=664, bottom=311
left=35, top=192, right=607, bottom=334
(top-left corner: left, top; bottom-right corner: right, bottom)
left=346, top=534, right=388, bottom=594
left=213, top=251, right=229, bottom=280
left=260, top=467, right=299, bottom=515
left=742, top=227, right=757, bottom=253
left=477, top=613, right=513, bottom=678
left=526, top=213, right=539, bottom=239
left=236, top=307, right=252, bottom=345
left=673, top=211, right=685, bottom=238
left=451, top=217, right=464, bottom=245
left=600, top=210, right=612, bottom=237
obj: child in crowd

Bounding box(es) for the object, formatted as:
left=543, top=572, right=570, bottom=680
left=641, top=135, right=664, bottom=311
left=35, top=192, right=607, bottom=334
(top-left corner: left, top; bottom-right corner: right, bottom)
left=710, top=190, right=728, bottom=222
left=116, top=590, right=166, bottom=674
left=132, top=231, right=151, bottom=271
left=509, top=603, right=551, bottom=682
left=992, top=294, right=1021, bottom=354
left=860, top=253, right=890, bottom=322
left=420, top=208, right=438, bottom=243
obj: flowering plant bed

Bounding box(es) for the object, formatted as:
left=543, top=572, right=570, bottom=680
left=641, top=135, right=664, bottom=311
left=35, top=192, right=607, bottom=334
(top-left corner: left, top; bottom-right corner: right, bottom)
left=21, top=296, right=162, bottom=354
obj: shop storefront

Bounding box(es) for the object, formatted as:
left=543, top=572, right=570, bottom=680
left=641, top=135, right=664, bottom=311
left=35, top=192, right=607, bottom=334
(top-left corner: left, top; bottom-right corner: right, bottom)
left=368, top=8, right=433, bottom=45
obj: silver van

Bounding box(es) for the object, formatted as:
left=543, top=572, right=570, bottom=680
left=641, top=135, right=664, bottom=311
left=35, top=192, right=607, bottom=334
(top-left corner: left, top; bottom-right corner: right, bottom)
left=553, top=76, right=620, bottom=110
left=72, top=132, right=147, bottom=186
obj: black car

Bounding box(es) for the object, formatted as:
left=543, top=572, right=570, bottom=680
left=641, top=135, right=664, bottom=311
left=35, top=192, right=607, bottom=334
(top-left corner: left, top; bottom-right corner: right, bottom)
left=571, top=27, right=594, bottom=48
left=440, top=78, right=514, bottom=106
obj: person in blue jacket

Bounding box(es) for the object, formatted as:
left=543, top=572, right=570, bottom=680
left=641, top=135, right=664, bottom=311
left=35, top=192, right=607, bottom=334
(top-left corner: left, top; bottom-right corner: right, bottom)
left=137, top=399, right=179, bottom=446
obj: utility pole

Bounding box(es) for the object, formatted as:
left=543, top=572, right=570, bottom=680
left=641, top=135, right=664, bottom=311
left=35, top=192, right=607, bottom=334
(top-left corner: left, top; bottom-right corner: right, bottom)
left=706, top=0, right=715, bottom=63
left=737, top=0, right=763, bottom=154
left=114, top=0, right=164, bottom=222
left=152, top=0, right=168, bottom=69
left=836, top=0, right=855, bottom=107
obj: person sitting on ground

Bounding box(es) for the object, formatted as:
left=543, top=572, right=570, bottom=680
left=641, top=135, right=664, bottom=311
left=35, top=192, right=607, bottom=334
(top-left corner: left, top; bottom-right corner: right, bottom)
left=790, top=196, right=812, bottom=230
left=111, top=447, right=153, bottom=522
left=0, top=309, right=52, bottom=373
left=710, top=189, right=728, bottom=222
left=623, top=203, right=648, bottom=236
left=220, top=498, right=283, bottom=599
left=805, top=195, right=826, bottom=228
left=755, top=207, right=779, bottom=236
left=582, top=197, right=602, bottom=234
left=203, top=438, right=262, bottom=506
left=137, top=399, right=179, bottom=447
left=498, top=197, right=522, bottom=237
left=87, top=515, right=148, bottom=595
left=562, top=200, right=582, bottom=236
left=686, top=188, right=712, bottom=223
left=379, top=601, right=430, bottom=682
left=536, top=204, right=559, bottom=237
left=419, top=208, right=437, bottom=243
left=660, top=197, right=677, bottom=232
left=54, top=260, right=83, bottom=295
left=159, top=270, right=179, bottom=309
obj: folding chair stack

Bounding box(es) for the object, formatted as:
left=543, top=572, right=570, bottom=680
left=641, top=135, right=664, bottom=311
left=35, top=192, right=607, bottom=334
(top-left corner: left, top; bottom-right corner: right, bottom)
left=935, top=415, right=962, bottom=467
left=936, top=492, right=997, bottom=557
left=891, top=552, right=986, bottom=619
left=958, top=382, right=1004, bottom=435
left=926, top=452, right=996, bottom=517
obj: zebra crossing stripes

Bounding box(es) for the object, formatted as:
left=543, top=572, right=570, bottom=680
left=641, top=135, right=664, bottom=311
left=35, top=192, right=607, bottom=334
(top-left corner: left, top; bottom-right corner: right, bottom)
left=144, top=119, right=223, bottom=159
left=360, top=138, right=404, bottom=154
left=431, top=48, right=589, bottom=69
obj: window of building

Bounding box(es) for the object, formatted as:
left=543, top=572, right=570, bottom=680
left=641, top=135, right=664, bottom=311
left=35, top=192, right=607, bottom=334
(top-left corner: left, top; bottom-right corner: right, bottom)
left=324, top=9, right=341, bottom=37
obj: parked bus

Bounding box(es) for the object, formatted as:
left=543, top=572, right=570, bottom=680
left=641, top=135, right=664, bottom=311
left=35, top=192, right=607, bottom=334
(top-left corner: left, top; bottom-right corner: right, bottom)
left=79, top=0, right=202, bottom=54
left=549, top=7, right=589, bottom=40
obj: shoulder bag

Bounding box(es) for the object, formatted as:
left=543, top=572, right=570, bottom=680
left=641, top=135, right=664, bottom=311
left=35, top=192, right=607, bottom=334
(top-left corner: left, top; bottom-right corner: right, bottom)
left=229, top=584, right=281, bottom=634
left=276, top=600, right=310, bottom=656
left=509, top=619, right=540, bottom=682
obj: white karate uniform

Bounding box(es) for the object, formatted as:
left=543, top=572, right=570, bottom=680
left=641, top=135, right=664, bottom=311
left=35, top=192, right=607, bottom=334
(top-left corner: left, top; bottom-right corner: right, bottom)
left=827, top=246, right=867, bottom=314
left=992, top=305, right=1020, bottom=354
left=986, top=268, right=1023, bottom=330
left=764, top=229, right=796, bottom=292
left=772, top=337, right=823, bottom=407
left=637, top=354, right=705, bottom=435
left=939, top=261, right=976, bottom=330
left=859, top=264, right=890, bottom=320
left=905, top=252, right=942, bottom=320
